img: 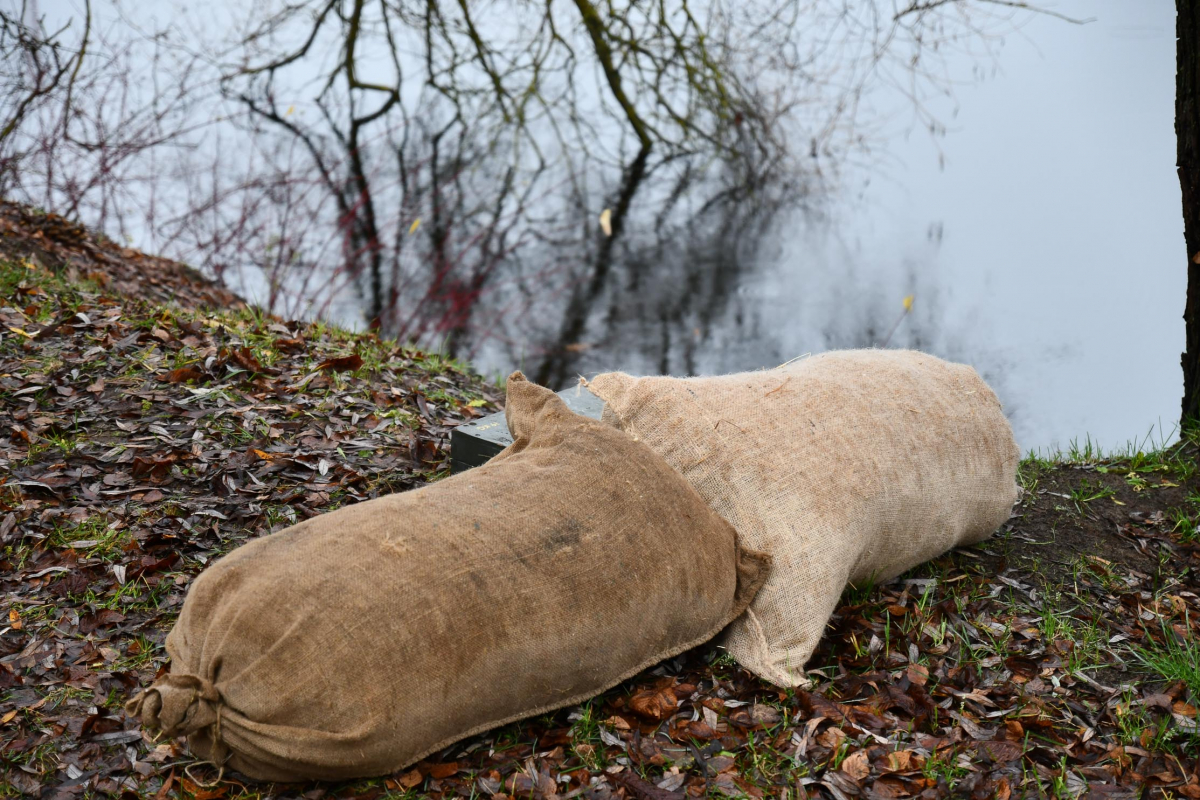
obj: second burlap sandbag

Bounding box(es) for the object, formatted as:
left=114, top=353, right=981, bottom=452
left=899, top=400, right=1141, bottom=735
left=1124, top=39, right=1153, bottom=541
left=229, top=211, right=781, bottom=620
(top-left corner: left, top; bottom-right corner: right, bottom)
left=588, top=349, right=1020, bottom=688
left=125, top=373, right=769, bottom=781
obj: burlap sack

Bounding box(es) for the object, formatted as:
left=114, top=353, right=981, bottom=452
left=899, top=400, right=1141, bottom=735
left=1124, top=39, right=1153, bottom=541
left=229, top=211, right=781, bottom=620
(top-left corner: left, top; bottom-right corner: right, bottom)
left=588, top=349, right=1020, bottom=687
left=126, top=373, right=769, bottom=781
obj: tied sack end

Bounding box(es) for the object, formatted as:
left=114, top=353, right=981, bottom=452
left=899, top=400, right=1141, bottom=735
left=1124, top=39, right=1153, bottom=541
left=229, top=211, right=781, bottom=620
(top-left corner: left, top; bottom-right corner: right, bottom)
left=124, top=372, right=770, bottom=782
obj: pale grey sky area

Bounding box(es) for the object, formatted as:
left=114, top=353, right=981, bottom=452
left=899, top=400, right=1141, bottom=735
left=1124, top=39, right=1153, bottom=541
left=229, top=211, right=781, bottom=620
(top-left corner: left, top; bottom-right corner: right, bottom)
left=754, top=0, right=1181, bottom=454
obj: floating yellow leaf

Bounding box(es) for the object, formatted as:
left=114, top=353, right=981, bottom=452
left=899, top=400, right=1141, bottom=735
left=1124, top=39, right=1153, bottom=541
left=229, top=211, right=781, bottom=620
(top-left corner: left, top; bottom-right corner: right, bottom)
left=408, top=218, right=421, bottom=235
left=903, top=294, right=914, bottom=312
left=599, top=208, right=612, bottom=237
left=286, top=105, right=296, bottom=116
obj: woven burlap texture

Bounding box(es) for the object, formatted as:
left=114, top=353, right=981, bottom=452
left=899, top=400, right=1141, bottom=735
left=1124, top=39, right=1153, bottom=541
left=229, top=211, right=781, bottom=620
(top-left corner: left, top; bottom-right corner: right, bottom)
left=126, top=373, right=770, bottom=781
left=588, top=349, right=1020, bottom=688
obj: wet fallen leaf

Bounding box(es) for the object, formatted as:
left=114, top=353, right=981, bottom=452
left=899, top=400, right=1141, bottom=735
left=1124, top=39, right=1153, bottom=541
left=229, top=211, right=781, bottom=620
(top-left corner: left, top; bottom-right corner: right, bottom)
left=610, top=768, right=683, bottom=800
left=977, top=740, right=1023, bottom=763
left=274, top=337, right=306, bottom=351
left=228, top=346, right=269, bottom=375
left=906, top=663, right=928, bottom=686
left=396, top=769, right=423, bottom=789
left=629, top=688, right=677, bottom=721
left=161, top=366, right=205, bottom=383
left=840, top=748, right=869, bottom=780
left=179, top=778, right=228, bottom=800
left=316, top=353, right=364, bottom=372
left=884, top=750, right=913, bottom=772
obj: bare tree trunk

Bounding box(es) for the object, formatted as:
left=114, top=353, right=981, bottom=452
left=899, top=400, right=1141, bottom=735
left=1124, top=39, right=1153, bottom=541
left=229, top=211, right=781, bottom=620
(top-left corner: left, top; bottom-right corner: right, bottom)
left=535, top=146, right=650, bottom=388
left=347, top=150, right=385, bottom=329
left=1180, top=0, right=1200, bottom=425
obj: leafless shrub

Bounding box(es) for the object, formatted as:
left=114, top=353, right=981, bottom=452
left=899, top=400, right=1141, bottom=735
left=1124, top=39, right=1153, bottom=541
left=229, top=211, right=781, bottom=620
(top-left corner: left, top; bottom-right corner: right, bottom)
left=2, top=0, right=1075, bottom=382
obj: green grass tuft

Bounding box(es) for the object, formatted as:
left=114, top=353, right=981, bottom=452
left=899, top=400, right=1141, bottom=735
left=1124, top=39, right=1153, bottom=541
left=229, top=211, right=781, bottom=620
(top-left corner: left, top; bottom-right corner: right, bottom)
left=1133, top=614, right=1200, bottom=703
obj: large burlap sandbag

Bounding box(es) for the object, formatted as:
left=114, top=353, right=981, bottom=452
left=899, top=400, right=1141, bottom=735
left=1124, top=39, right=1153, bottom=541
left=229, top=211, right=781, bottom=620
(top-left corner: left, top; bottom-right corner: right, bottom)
left=588, top=349, right=1020, bottom=688
left=126, top=374, right=769, bottom=781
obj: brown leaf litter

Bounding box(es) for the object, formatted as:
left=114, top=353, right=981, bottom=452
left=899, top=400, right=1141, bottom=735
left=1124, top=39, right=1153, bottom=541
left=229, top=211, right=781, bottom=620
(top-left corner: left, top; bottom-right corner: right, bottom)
left=1, top=211, right=1198, bottom=798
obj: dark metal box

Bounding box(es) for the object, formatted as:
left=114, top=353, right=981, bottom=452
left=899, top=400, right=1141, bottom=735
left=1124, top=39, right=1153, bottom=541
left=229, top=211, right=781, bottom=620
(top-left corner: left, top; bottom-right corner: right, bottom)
left=450, top=385, right=605, bottom=473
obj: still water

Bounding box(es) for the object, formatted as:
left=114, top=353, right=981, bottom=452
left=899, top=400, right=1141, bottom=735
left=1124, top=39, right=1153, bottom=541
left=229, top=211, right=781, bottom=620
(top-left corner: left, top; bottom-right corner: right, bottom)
left=211, top=0, right=1180, bottom=455
left=631, top=0, right=1182, bottom=455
